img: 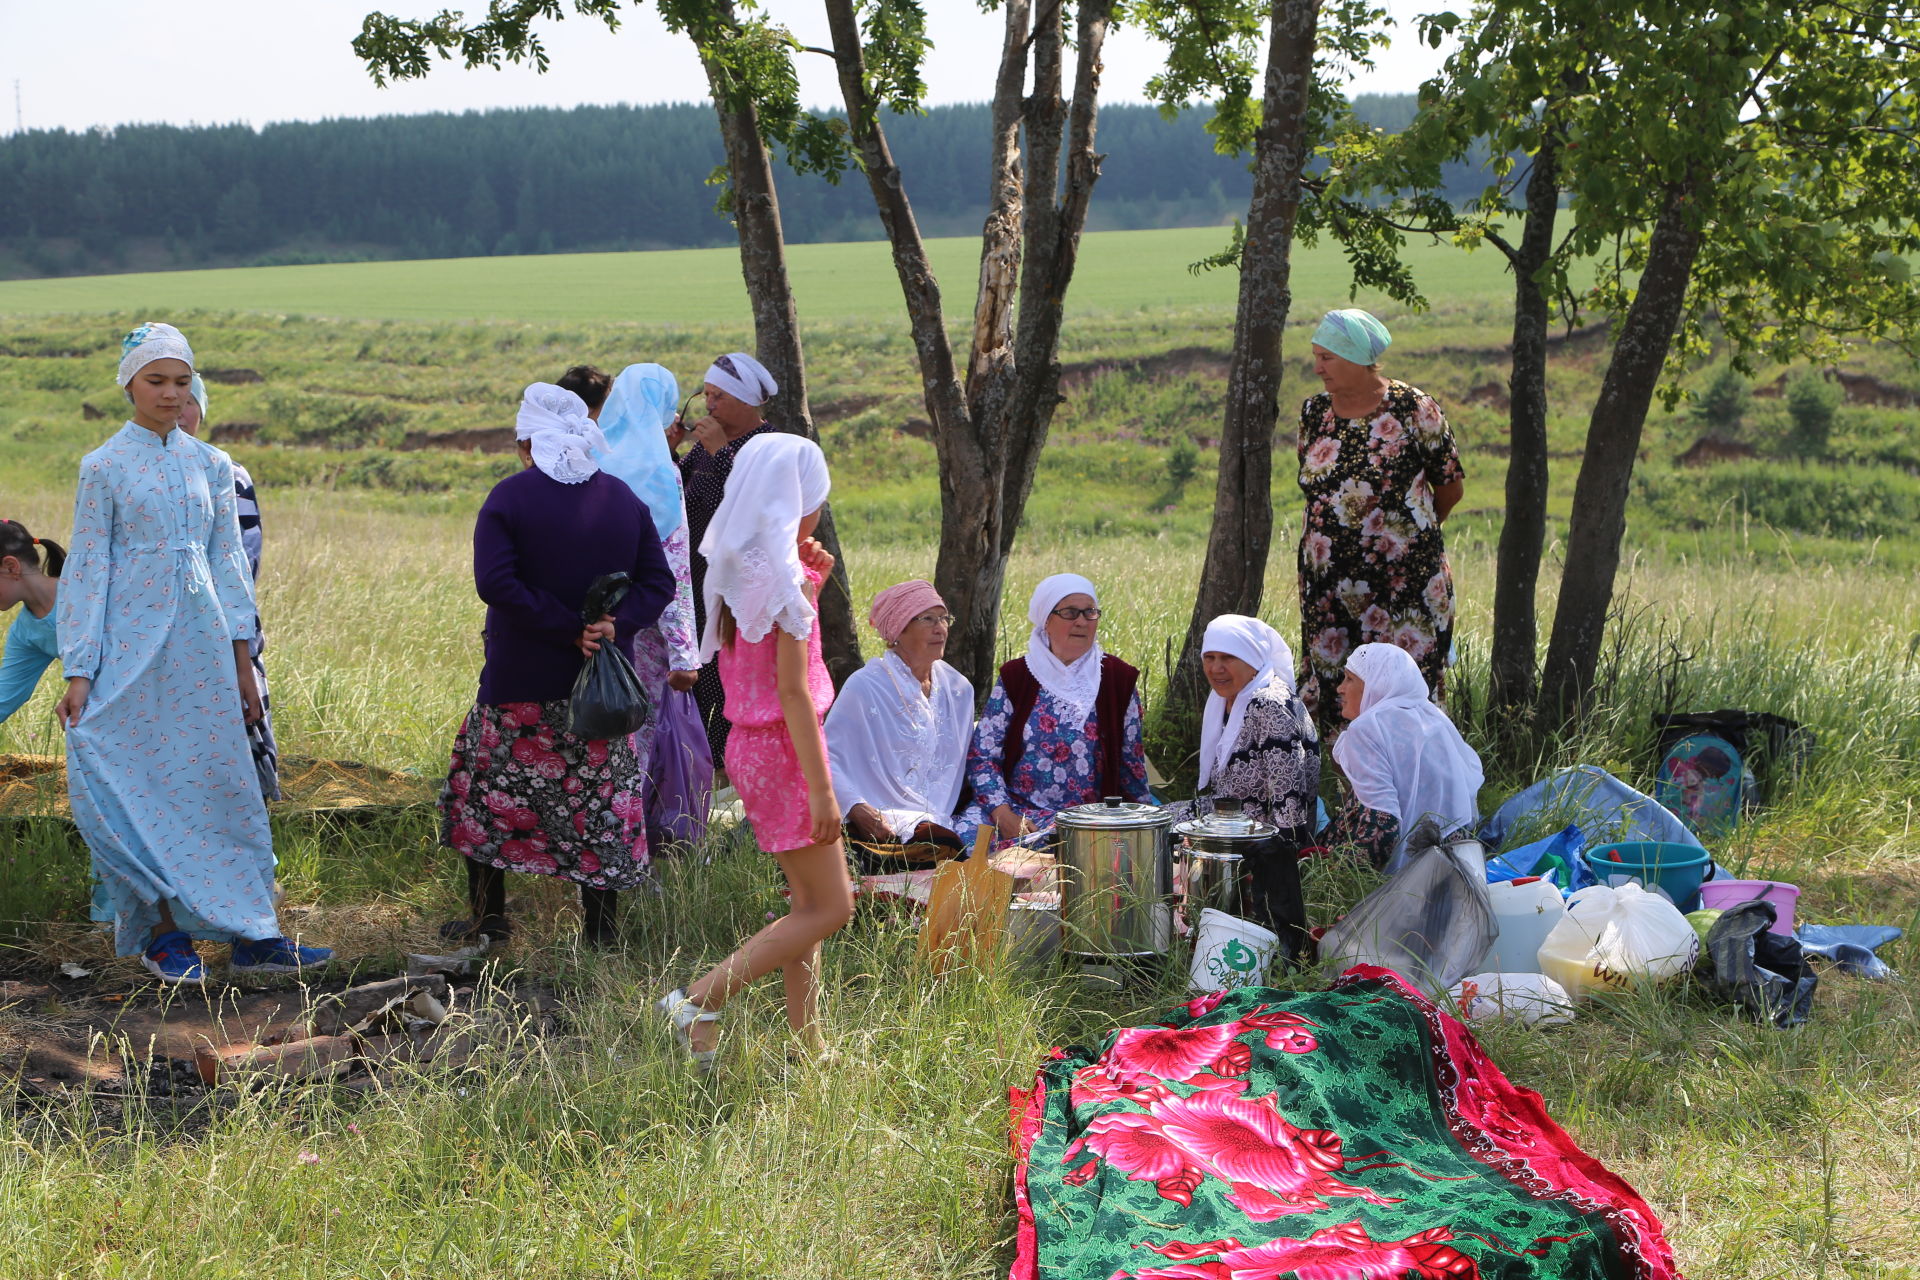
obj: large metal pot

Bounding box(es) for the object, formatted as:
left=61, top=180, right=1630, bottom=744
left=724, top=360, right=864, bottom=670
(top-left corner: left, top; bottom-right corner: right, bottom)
left=1171, top=802, right=1309, bottom=965
left=1055, top=797, right=1173, bottom=959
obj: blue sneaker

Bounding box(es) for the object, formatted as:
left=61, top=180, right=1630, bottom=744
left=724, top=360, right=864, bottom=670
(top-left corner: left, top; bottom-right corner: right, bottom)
left=230, top=936, right=333, bottom=975
left=142, top=931, right=206, bottom=986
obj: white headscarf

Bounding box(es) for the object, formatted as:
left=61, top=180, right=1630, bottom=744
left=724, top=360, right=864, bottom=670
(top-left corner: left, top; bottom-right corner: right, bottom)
left=704, top=351, right=779, bottom=407
left=599, top=363, right=686, bottom=539
left=515, top=383, right=607, bottom=485
left=698, top=433, right=830, bottom=659
left=1024, top=573, right=1104, bottom=734
left=1197, top=614, right=1300, bottom=790
left=1332, top=643, right=1484, bottom=871
left=117, top=321, right=194, bottom=391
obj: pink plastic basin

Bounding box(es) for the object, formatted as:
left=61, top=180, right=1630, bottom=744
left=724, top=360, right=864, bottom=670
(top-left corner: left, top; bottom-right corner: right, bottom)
left=1696, top=879, right=1800, bottom=935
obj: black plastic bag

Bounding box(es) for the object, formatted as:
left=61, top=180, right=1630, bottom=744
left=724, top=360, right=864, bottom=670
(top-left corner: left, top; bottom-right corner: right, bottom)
left=1317, top=817, right=1495, bottom=993
left=1700, top=899, right=1818, bottom=1028
left=567, top=573, right=651, bottom=739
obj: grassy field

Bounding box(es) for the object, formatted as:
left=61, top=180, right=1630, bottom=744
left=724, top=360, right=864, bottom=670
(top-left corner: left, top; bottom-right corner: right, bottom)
left=0, top=226, right=1523, bottom=328
left=2, top=244, right=1919, bottom=1277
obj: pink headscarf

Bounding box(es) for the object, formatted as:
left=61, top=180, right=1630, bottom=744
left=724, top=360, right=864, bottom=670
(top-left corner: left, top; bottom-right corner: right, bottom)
left=869, top=579, right=946, bottom=644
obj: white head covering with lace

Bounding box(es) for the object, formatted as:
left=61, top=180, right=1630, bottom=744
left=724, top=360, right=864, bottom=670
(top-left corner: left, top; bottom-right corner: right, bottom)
left=1333, top=642, right=1483, bottom=870
left=514, top=382, right=607, bottom=485
left=1197, top=614, right=1299, bottom=790
left=1024, top=573, right=1104, bottom=734
left=697, top=433, right=830, bottom=659
left=117, top=322, right=195, bottom=396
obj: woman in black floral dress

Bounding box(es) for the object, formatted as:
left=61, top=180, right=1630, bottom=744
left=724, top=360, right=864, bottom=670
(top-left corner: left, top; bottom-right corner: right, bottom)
left=1296, top=309, right=1464, bottom=731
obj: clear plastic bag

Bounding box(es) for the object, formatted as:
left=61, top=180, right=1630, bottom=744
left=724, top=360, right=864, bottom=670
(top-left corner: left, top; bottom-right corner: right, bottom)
left=1537, top=883, right=1699, bottom=998
left=1318, top=819, right=1495, bottom=993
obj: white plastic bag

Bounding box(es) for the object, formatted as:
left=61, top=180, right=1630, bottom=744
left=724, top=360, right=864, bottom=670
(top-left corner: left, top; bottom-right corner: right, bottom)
left=1448, top=971, right=1576, bottom=1027
left=1537, top=883, right=1699, bottom=998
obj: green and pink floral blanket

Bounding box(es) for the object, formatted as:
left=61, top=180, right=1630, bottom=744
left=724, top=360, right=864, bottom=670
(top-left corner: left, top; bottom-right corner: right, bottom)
left=1011, top=967, right=1678, bottom=1279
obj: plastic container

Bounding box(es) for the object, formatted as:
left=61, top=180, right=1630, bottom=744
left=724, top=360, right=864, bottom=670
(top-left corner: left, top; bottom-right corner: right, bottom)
left=1585, top=840, right=1713, bottom=911
left=1482, top=876, right=1568, bottom=972
left=1188, top=908, right=1279, bottom=993
left=1696, top=879, right=1800, bottom=936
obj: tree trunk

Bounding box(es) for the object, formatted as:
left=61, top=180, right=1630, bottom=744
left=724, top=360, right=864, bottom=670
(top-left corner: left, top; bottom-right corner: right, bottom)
left=822, top=0, right=1111, bottom=694
left=1486, top=129, right=1563, bottom=715
left=1165, top=0, right=1320, bottom=764
left=1538, top=182, right=1702, bottom=717
left=699, top=8, right=864, bottom=687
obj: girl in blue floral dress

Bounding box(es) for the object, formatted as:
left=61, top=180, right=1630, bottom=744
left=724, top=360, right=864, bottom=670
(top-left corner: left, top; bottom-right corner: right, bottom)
left=958, top=574, right=1150, bottom=844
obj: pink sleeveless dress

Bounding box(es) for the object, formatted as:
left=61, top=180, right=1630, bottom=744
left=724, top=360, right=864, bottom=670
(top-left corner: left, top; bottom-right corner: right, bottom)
left=718, top=564, right=835, bottom=853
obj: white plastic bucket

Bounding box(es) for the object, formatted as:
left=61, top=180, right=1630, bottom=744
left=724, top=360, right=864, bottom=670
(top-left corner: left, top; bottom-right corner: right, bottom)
left=1482, top=877, right=1568, bottom=973
left=1188, top=908, right=1279, bottom=993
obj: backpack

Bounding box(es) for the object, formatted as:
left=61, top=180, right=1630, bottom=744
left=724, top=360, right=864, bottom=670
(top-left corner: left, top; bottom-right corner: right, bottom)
left=1651, top=710, right=1814, bottom=836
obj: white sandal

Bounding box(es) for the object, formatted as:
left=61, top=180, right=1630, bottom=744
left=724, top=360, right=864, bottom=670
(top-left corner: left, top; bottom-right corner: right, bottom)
left=657, top=988, right=720, bottom=1072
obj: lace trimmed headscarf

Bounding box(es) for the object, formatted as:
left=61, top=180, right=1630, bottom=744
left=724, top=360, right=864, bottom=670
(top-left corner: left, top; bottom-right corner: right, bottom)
left=514, top=382, right=607, bottom=485
left=117, top=322, right=195, bottom=400
left=697, top=433, right=830, bottom=659
left=1024, top=573, right=1104, bottom=734
left=1197, top=614, right=1300, bottom=790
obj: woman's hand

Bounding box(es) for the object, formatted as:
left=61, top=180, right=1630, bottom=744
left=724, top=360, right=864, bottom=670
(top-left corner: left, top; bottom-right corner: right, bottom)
left=667, top=669, right=699, bottom=693
left=808, top=784, right=843, bottom=847
left=666, top=416, right=688, bottom=453
left=576, top=616, right=616, bottom=657
left=56, top=677, right=90, bottom=730
left=688, top=413, right=728, bottom=457
left=993, top=804, right=1034, bottom=843
left=235, top=663, right=264, bottom=725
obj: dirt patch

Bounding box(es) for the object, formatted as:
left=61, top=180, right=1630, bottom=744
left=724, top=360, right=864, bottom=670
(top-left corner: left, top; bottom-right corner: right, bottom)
left=1754, top=368, right=1919, bottom=408
left=1677, top=434, right=1760, bottom=467
left=0, top=753, right=433, bottom=822
left=813, top=394, right=889, bottom=425
left=201, top=368, right=264, bottom=385
left=208, top=421, right=263, bottom=444
left=397, top=426, right=518, bottom=454
left=2, top=963, right=562, bottom=1133
left=1463, top=380, right=1511, bottom=413
left=1058, top=345, right=1234, bottom=391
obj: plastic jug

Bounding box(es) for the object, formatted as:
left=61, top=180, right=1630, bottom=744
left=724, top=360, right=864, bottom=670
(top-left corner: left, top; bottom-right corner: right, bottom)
left=1482, top=876, right=1567, bottom=973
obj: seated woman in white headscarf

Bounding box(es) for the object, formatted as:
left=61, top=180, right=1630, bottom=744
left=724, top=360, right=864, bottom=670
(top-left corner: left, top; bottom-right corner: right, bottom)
left=825, top=579, right=977, bottom=869
left=1326, top=642, right=1484, bottom=872
left=1177, top=614, right=1319, bottom=835
left=957, top=574, right=1150, bottom=844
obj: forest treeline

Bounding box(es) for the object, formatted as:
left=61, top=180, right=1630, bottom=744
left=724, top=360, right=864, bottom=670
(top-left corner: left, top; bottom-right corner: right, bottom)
left=0, top=95, right=1486, bottom=279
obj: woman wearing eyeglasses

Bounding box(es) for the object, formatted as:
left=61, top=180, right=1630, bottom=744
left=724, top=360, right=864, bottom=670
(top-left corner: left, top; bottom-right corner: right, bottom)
left=824, top=579, right=977, bottom=868
left=959, top=574, right=1150, bottom=845
left=673, top=352, right=783, bottom=770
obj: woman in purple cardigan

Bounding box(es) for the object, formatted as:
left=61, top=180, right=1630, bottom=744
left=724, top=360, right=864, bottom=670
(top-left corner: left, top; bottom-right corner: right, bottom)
left=438, top=383, right=674, bottom=946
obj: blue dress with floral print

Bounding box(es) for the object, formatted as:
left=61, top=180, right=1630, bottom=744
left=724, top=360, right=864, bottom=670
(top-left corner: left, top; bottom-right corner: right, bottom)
left=958, top=679, right=1151, bottom=837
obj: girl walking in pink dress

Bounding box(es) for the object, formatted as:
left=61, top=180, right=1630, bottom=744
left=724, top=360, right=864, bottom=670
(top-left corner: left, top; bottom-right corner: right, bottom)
left=659, top=434, right=853, bottom=1068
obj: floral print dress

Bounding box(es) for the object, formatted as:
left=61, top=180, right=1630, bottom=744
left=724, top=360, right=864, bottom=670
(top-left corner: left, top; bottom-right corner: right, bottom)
left=1296, top=381, right=1464, bottom=727
left=59, top=424, right=281, bottom=956
left=958, top=682, right=1150, bottom=836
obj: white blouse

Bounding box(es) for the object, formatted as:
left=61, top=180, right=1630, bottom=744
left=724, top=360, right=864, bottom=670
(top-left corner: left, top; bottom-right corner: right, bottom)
left=825, top=651, right=975, bottom=840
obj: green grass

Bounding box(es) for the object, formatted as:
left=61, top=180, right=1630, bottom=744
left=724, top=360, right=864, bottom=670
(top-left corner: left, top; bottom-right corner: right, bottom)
left=0, top=226, right=1517, bottom=327
left=1, top=269, right=1919, bottom=1277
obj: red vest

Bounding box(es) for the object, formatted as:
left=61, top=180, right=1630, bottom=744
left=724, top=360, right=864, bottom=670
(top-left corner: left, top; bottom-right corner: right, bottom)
left=998, top=654, right=1140, bottom=798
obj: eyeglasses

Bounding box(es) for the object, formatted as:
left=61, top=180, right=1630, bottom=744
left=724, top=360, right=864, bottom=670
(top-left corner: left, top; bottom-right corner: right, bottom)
left=676, top=389, right=706, bottom=424
left=910, top=612, right=955, bottom=628
left=1049, top=607, right=1102, bottom=622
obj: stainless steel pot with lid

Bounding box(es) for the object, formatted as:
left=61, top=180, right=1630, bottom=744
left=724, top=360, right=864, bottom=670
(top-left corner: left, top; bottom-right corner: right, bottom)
left=1055, top=796, right=1174, bottom=959
left=1172, top=806, right=1281, bottom=919
left=1170, top=800, right=1309, bottom=964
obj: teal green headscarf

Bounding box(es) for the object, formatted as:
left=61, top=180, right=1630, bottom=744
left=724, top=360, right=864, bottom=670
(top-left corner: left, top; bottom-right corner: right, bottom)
left=1312, top=309, right=1391, bottom=367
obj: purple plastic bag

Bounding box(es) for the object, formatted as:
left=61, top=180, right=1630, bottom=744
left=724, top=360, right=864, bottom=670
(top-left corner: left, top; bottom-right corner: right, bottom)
left=645, top=687, right=713, bottom=853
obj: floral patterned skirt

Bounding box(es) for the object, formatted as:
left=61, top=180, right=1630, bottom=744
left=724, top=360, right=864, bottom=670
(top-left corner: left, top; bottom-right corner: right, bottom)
left=440, top=699, right=650, bottom=890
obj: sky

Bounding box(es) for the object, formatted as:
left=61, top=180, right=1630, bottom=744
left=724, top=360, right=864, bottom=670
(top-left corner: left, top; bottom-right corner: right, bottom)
left=0, top=1, right=1453, bottom=136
